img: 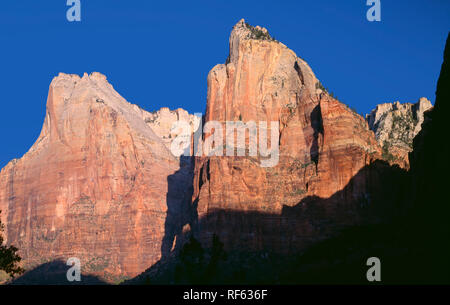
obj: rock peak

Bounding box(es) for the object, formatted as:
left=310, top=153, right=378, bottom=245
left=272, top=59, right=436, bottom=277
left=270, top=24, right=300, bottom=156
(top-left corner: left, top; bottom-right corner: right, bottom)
left=195, top=21, right=385, bottom=257
left=417, top=97, right=432, bottom=108
left=231, top=18, right=269, bottom=35
left=0, top=70, right=194, bottom=281
left=234, top=18, right=246, bottom=28
left=228, top=19, right=277, bottom=64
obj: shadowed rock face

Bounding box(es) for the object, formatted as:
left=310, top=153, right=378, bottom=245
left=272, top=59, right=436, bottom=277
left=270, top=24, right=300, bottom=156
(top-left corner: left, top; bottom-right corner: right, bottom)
left=0, top=72, right=193, bottom=282
left=192, top=19, right=384, bottom=252
left=366, top=98, right=433, bottom=169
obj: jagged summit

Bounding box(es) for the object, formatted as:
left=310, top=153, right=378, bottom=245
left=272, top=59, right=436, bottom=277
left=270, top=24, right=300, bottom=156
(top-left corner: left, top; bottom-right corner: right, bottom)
left=41, top=71, right=170, bottom=157
left=367, top=97, right=432, bottom=142
left=210, top=19, right=320, bottom=124
left=228, top=19, right=281, bottom=64
left=52, top=71, right=108, bottom=84
left=230, top=18, right=274, bottom=41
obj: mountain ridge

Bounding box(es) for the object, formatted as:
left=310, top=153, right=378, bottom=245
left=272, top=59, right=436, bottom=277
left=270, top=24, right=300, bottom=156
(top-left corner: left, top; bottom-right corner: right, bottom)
left=0, top=20, right=435, bottom=283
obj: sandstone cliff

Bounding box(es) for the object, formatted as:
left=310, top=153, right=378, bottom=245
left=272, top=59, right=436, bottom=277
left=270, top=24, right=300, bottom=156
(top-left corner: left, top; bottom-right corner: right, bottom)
left=366, top=98, right=433, bottom=168
left=191, top=19, right=388, bottom=253
left=0, top=72, right=194, bottom=282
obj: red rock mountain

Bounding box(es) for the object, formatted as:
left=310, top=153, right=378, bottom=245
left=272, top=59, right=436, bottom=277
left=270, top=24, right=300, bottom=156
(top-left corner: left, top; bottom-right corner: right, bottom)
left=0, top=72, right=195, bottom=282
left=0, top=19, right=429, bottom=283
left=191, top=19, right=392, bottom=252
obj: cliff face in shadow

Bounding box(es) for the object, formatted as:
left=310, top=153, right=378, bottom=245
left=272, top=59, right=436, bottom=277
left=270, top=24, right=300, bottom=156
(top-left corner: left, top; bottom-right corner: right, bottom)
left=127, top=160, right=411, bottom=284
left=161, top=156, right=196, bottom=259
left=193, top=159, right=408, bottom=256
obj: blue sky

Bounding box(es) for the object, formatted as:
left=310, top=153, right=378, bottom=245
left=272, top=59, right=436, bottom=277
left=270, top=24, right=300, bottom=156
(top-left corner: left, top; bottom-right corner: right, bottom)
left=0, top=0, right=449, bottom=168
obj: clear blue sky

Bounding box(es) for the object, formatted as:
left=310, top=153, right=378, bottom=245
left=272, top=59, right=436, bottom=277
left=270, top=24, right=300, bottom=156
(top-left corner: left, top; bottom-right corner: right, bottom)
left=0, top=0, right=449, bottom=168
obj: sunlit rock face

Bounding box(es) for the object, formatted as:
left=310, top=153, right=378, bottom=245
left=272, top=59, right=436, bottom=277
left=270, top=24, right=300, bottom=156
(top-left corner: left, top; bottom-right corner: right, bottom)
left=0, top=72, right=194, bottom=282
left=366, top=97, right=433, bottom=169
left=192, top=20, right=385, bottom=253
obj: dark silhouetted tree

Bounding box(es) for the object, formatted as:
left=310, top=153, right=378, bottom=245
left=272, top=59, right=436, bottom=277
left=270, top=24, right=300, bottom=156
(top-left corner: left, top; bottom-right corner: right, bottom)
left=0, top=210, right=24, bottom=278
left=175, top=236, right=205, bottom=283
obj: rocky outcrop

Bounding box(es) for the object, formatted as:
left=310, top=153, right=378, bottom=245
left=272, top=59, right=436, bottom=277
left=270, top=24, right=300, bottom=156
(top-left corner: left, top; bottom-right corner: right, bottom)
left=140, top=107, right=200, bottom=153
left=191, top=19, right=386, bottom=253
left=366, top=98, right=433, bottom=168
left=0, top=72, right=194, bottom=282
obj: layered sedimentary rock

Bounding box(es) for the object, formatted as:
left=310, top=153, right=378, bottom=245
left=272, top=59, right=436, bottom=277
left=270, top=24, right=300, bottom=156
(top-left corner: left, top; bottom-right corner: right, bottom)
left=366, top=98, right=433, bottom=168
left=0, top=72, right=193, bottom=282
left=191, top=20, right=386, bottom=252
